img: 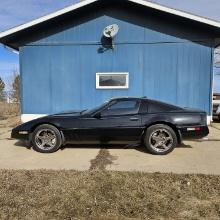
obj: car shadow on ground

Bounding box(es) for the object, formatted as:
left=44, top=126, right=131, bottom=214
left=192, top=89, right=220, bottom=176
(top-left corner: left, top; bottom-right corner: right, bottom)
left=13, top=141, right=192, bottom=153
left=63, top=143, right=192, bottom=152
left=178, top=143, right=192, bottom=148
left=213, top=119, right=220, bottom=122
left=14, top=140, right=32, bottom=149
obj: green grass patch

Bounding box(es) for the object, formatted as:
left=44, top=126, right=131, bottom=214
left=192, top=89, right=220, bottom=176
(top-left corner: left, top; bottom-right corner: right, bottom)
left=0, top=170, right=219, bottom=219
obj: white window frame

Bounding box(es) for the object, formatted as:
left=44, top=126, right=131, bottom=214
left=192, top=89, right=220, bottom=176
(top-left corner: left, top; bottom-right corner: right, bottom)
left=96, top=72, right=129, bottom=89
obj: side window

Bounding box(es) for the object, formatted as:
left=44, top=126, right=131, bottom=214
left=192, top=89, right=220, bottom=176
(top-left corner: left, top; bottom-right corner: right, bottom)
left=148, top=101, right=174, bottom=113
left=139, top=100, right=148, bottom=113
left=148, top=102, right=163, bottom=113
left=109, top=101, right=138, bottom=110
left=101, top=100, right=140, bottom=116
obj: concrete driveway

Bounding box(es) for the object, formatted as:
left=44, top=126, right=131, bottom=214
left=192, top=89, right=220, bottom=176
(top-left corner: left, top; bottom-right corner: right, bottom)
left=0, top=125, right=220, bottom=174
left=212, top=121, right=220, bottom=130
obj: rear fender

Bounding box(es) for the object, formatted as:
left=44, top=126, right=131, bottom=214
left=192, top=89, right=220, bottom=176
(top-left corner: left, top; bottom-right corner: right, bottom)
left=141, top=121, right=182, bottom=144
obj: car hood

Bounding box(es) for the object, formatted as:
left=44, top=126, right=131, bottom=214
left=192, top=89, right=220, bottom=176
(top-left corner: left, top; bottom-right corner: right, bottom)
left=12, top=110, right=85, bottom=131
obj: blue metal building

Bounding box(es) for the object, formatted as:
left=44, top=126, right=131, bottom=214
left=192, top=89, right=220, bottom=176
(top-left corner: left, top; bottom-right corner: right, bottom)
left=1, top=0, right=220, bottom=122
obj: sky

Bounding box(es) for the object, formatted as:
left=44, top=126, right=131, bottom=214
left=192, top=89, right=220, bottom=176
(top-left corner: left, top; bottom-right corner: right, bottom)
left=0, top=0, right=220, bottom=91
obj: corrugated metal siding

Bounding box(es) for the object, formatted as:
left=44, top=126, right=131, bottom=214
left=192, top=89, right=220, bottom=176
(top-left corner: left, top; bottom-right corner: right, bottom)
left=20, top=8, right=214, bottom=115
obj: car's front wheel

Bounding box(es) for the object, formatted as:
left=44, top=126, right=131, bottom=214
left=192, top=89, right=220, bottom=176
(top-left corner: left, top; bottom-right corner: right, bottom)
left=144, top=124, right=177, bottom=155
left=31, top=124, right=62, bottom=153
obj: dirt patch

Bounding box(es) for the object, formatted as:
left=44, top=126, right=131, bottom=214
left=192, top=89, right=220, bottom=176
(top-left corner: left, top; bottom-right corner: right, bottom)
left=0, top=130, right=11, bottom=136
left=90, top=148, right=117, bottom=170
left=0, top=170, right=219, bottom=220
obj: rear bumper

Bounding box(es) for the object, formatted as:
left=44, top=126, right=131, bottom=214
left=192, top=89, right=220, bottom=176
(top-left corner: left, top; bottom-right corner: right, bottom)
left=178, top=126, right=209, bottom=140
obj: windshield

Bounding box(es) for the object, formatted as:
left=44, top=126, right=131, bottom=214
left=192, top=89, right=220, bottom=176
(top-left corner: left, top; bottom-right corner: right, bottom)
left=81, top=101, right=109, bottom=115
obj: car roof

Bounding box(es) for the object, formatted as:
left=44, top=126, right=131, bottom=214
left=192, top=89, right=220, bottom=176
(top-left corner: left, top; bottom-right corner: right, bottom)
left=110, top=96, right=148, bottom=101
left=110, top=97, right=182, bottom=108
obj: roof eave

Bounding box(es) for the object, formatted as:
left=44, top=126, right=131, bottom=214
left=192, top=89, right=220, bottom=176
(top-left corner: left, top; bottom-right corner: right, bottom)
left=1, top=0, right=220, bottom=47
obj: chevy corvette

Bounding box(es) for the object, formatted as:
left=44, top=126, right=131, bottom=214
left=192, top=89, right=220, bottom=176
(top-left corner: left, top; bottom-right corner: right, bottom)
left=11, top=97, right=209, bottom=155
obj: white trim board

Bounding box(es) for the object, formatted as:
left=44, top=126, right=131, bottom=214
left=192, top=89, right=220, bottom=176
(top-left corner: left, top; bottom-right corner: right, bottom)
left=1, top=0, right=220, bottom=40
left=21, top=114, right=213, bottom=125
left=21, top=114, right=47, bottom=123
left=207, top=116, right=212, bottom=125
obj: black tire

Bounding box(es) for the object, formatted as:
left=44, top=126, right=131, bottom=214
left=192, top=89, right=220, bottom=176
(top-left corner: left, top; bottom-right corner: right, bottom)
left=31, top=124, right=62, bottom=153
left=144, top=124, right=177, bottom=155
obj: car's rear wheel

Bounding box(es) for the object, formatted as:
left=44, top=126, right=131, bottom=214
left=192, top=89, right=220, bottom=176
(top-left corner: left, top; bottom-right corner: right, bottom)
left=144, top=124, right=177, bottom=155
left=31, top=124, right=62, bottom=153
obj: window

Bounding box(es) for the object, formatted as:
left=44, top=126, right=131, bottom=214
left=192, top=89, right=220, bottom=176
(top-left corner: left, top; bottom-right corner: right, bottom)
left=139, top=100, right=148, bottom=113
left=109, top=101, right=138, bottom=110
left=96, top=73, right=129, bottom=89
left=148, top=101, right=181, bottom=113
left=101, top=100, right=140, bottom=116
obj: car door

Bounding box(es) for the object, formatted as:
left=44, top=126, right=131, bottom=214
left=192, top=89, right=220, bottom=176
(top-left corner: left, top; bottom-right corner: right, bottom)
left=78, top=99, right=143, bottom=144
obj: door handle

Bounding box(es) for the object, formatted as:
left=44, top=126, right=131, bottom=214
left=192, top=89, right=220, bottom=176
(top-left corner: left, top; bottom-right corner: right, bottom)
left=129, top=117, right=139, bottom=121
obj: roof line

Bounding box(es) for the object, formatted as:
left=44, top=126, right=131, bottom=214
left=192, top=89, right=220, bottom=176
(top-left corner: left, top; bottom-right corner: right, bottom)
left=1, top=0, right=220, bottom=39
left=0, top=0, right=98, bottom=38
left=133, top=0, right=220, bottom=28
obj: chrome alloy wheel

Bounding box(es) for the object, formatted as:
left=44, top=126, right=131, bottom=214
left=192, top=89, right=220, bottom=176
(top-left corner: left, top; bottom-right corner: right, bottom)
left=35, top=129, right=57, bottom=150
left=149, top=129, right=173, bottom=153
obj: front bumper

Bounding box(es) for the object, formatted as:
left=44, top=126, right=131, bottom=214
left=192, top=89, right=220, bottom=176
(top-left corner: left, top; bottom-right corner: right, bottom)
left=178, top=126, right=209, bottom=140
left=11, top=129, right=29, bottom=140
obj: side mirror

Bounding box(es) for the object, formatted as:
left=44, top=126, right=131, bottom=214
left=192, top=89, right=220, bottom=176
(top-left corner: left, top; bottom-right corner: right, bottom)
left=94, top=112, right=102, bottom=119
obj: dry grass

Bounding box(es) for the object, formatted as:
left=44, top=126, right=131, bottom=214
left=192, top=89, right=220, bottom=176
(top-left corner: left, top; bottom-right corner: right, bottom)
left=0, top=170, right=219, bottom=220
left=0, top=102, right=20, bottom=119
left=0, top=102, right=21, bottom=128
left=0, top=116, right=21, bottom=128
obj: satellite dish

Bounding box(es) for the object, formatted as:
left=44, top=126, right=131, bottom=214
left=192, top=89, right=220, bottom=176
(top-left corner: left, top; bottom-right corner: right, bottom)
left=103, top=24, right=119, bottom=38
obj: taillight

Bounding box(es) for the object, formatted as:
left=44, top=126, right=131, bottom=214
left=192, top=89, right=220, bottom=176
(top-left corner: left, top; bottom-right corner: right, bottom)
left=187, top=127, right=201, bottom=131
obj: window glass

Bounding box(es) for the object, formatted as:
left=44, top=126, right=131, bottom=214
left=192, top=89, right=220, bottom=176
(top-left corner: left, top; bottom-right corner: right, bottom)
left=82, top=101, right=109, bottom=115
left=139, top=100, right=148, bottom=113
left=100, top=75, right=126, bottom=87
left=101, top=100, right=140, bottom=116
left=109, top=101, right=137, bottom=110
left=148, top=101, right=181, bottom=113
left=96, top=73, right=129, bottom=89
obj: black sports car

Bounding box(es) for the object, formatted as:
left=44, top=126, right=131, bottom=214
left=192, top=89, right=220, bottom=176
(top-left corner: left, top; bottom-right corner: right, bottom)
left=11, top=97, right=209, bottom=155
